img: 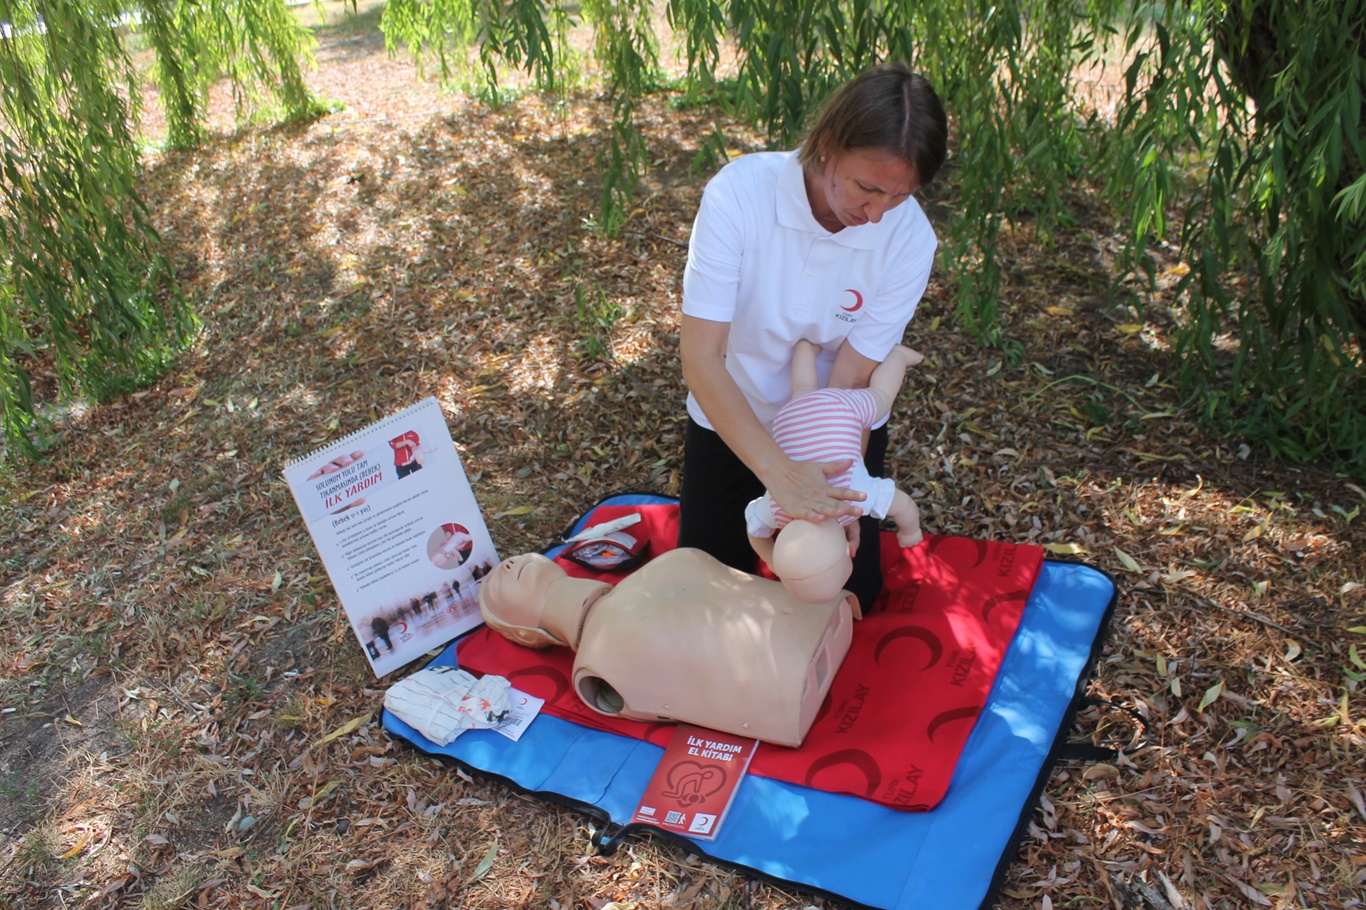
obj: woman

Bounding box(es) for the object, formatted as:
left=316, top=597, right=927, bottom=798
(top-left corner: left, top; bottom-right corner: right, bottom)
left=678, top=62, right=948, bottom=613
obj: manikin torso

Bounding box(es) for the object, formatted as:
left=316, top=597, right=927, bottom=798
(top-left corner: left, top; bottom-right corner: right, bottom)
left=478, top=548, right=857, bottom=747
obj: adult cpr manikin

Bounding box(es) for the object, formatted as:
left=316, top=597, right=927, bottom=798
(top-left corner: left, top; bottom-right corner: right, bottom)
left=477, top=548, right=858, bottom=747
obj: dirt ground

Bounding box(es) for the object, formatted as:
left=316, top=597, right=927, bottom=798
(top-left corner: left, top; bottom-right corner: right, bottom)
left=2, top=3, right=1364, bottom=909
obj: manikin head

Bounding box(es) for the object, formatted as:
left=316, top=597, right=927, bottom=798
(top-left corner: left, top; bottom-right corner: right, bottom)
left=771, top=519, right=854, bottom=604
left=478, top=553, right=610, bottom=650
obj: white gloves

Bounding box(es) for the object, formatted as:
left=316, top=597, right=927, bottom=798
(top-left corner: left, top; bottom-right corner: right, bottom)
left=384, top=666, right=512, bottom=746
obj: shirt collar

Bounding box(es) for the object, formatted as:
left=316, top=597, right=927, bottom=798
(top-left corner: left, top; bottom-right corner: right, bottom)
left=775, top=150, right=886, bottom=250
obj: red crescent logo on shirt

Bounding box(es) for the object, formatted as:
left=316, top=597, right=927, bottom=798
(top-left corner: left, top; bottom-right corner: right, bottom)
left=842, top=289, right=864, bottom=312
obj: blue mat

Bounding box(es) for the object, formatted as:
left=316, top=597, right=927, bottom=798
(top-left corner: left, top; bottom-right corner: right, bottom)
left=382, top=498, right=1116, bottom=910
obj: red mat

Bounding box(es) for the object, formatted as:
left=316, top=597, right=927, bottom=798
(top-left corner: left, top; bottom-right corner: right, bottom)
left=458, top=503, right=1043, bottom=811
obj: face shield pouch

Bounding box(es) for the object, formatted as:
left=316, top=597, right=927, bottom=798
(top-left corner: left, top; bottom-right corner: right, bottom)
left=561, top=531, right=648, bottom=572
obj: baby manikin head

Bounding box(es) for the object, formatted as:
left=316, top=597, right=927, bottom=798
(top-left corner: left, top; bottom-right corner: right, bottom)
left=771, top=519, right=853, bottom=604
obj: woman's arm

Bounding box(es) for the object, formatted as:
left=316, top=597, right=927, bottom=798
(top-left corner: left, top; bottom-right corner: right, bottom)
left=827, top=339, right=879, bottom=390
left=681, top=315, right=865, bottom=522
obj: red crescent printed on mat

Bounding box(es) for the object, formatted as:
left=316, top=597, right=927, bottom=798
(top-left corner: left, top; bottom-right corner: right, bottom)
left=980, top=590, right=1029, bottom=623
left=804, top=749, right=881, bottom=798
left=873, top=625, right=944, bottom=670
left=506, top=666, right=572, bottom=703
left=841, top=289, right=864, bottom=312
left=927, top=536, right=990, bottom=569
left=926, top=706, right=983, bottom=742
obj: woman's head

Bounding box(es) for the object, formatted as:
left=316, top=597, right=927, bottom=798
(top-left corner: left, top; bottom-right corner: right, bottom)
left=799, top=63, right=948, bottom=190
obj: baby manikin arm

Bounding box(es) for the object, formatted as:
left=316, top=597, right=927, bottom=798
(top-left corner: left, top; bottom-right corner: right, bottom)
left=790, top=339, right=822, bottom=398
left=866, top=344, right=923, bottom=422
left=748, top=532, right=777, bottom=568
left=887, top=488, right=924, bottom=547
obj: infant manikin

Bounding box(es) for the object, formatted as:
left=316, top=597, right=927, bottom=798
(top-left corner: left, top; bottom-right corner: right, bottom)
left=746, top=341, right=925, bottom=603
left=477, top=548, right=859, bottom=747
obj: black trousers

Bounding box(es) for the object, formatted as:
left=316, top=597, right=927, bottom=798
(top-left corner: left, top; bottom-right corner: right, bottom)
left=677, top=417, right=889, bottom=614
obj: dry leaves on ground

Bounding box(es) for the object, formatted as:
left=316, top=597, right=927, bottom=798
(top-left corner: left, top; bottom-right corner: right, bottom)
left=2, top=6, right=1364, bottom=910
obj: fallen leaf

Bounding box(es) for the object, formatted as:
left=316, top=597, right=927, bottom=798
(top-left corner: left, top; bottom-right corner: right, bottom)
left=470, top=838, right=499, bottom=882
left=1114, top=547, right=1141, bottom=573
left=320, top=713, right=373, bottom=745
left=1197, top=679, right=1224, bottom=712
left=59, top=830, right=95, bottom=859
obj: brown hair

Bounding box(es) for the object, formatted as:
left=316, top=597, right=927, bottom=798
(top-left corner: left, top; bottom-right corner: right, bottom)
left=799, top=63, right=948, bottom=188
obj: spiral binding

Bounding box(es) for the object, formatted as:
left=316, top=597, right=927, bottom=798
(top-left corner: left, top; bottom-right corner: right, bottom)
left=282, top=396, right=443, bottom=470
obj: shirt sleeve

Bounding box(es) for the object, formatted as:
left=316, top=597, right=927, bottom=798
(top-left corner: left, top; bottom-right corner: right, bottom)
left=845, top=208, right=938, bottom=363
left=847, top=389, right=880, bottom=430
left=682, top=166, right=745, bottom=324
left=848, top=470, right=898, bottom=521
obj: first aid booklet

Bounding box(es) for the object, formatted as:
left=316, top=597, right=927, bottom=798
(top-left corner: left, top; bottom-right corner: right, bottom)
left=631, top=724, right=759, bottom=841
left=282, top=397, right=498, bottom=677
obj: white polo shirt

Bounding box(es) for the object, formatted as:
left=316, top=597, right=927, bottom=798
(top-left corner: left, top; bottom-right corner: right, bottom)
left=682, top=150, right=937, bottom=430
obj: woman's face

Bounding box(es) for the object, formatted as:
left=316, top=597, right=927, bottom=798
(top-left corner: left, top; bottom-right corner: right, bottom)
left=807, top=148, right=918, bottom=231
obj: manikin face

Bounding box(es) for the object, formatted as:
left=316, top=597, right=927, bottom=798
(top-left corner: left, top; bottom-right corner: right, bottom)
left=806, top=148, right=918, bottom=232
left=480, top=553, right=566, bottom=625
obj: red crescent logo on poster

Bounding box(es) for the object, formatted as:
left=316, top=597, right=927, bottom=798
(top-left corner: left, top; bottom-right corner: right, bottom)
left=842, top=289, right=864, bottom=312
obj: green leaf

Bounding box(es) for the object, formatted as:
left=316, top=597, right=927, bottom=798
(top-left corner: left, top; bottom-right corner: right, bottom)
left=1114, top=547, right=1142, bottom=573
left=471, top=839, right=499, bottom=882
left=1197, top=680, right=1224, bottom=713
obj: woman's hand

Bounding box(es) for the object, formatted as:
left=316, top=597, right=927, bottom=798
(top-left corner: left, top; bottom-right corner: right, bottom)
left=764, top=456, right=866, bottom=523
